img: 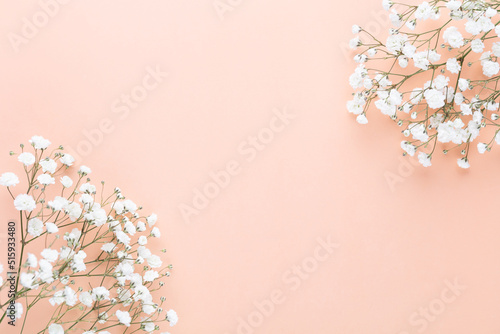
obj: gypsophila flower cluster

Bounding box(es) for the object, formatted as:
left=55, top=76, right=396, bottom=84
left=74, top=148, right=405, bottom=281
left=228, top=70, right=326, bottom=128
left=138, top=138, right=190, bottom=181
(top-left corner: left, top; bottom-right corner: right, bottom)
left=348, top=0, right=500, bottom=168
left=0, top=136, right=177, bottom=333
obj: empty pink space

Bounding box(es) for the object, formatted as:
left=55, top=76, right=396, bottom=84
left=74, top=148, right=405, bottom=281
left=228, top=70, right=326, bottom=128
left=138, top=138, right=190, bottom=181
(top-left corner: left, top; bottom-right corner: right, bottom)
left=0, top=0, right=499, bottom=333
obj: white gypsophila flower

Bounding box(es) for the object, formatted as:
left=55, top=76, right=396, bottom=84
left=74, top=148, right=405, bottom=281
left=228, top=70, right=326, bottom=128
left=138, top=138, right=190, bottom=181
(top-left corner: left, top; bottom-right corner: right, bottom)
left=113, top=201, right=125, bottom=214
left=0, top=172, right=19, bottom=187
left=26, top=253, right=37, bottom=267
left=390, top=10, right=402, bottom=27
left=20, top=272, right=38, bottom=289
left=457, top=157, right=470, bottom=169
left=79, top=291, right=93, bottom=307
left=92, top=287, right=110, bottom=301
left=138, top=246, right=152, bottom=259
left=18, top=152, right=36, bottom=166
left=101, top=242, right=116, bottom=253
left=486, top=7, right=497, bottom=17
left=458, top=78, right=469, bottom=91
left=65, top=202, right=83, bottom=221
left=124, top=221, right=137, bottom=235
left=38, top=259, right=54, bottom=283
left=147, top=255, right=162, bottom=268
left=28, top=218, right=44, bottom=237
left=80, top=183, right=97, bottom=194
left=138, top=236, right=148, bottom=246
left=400, top=141, right=416, bottom=156
left=48, top=323, right=64, bottom=334
left=471, top=39, right=485, bottom=53
left=71, top=250, right=87, bottom=273
left=38, top=174, right=55, bottom=186
left=465, top=20, right=482, bottom=35
left=79, top=165, right=92, bottom=175
left=415, top=2, right=434, bottom=20
left=482, top=60, right=500, bottom=77
left=446, top=0, right=461, bottom=11
left=60, top=176, right=73, bottom=188
left=349, top=64, right=367, bottom=89
left=424, top=89, right=446, bottom=109
left=349, top=36, right=361, bottom=49
left=14, top=194, right=36, bottom=211
left=45, top=222, right=59, bottom=233
left=123, top=199, right=138, bottom=213
left=386, top=34, right=408, bottom=54
left=49, top=290, right=65, bottom=306
left=418, top=152, right=432, bottom=167
left=446, top=58, right=461, bottom=74
left=477, top=143, right=488, bottom=154
left=147, top=213, right=158, bottom=226
left=151, top=227, right=161, bottom=238
left=398, top=55, right=408, bottom=68
left=48, top=196, right=68, bottom=211
left=116, top=231, right=131, bottom=245
left=137, top=221, right=147, bottom=232
left=98, top=311, right=108, bottom=323
left=64, top=286, right=78, bottom=306
left=41, top=248, right=59, bottom=263
left=443, top=26, right=464, bottom=48
left=116, top=310, right=132, bottom=327
left=166, top=309, right=178, bottom=326
left=60, top=153, right=75, bottom=166
left=382, top=0, right=393, bottom=11
left=14, top=303, right=23, bottom=319
left=409, top=123, right=429, bottom=142
left=356, top=114, right=368, bottom=124
left=144, top=270, right=159, bottom=282
left=80, top=193, right=94, bottom=205
left=40, top=159, right=57, bottom=173
left=30, top=136, right=51, bottom=150
left=492, top=42, right=500, bottom=57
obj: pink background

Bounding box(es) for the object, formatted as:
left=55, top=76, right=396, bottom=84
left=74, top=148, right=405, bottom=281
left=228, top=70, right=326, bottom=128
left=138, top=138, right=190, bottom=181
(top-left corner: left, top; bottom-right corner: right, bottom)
left=1, top=0, right=500, bottom=333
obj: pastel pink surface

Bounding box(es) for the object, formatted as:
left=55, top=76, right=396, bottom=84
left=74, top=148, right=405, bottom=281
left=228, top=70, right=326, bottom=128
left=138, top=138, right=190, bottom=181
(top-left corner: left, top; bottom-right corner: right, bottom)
left=0, top=0, right=499, bottom=333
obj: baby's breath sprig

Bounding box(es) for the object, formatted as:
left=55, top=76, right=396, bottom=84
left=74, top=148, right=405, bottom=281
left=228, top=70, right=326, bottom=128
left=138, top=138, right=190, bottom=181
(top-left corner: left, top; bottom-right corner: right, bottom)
left=0, top=136, right=177, bottom=333
left=348, top=0, right=500, bottom=168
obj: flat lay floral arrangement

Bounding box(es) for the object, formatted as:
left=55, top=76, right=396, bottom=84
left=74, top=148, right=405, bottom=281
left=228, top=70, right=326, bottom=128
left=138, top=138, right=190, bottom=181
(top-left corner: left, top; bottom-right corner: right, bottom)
left=0, top=136, right=176, bottom=333
left=348, top=0, right=500, bottom=168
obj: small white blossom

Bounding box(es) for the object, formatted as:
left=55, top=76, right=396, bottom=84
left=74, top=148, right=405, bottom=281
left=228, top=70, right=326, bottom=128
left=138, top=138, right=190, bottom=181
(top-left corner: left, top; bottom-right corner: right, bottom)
left=40, top=159, right=57, bottom=173
left=60, top=176, right=73, bottom=188
left=14, top=194, right=36, bottom=211
left=28, top=218, right=44, bottom=237
left=45, top=222, right=59, bottom=233
left=166, top=309, right=178, bottom=326
left=79, top=165, right=92, bottom=175
left=38, top=174, right=55, bottom=185
left=48, top=323, right=64, bottom=334
left=30, top=136, right=51, bottom=149
left=18, top=152, right=36, bottom=166
left=0, top=172, right=19, bottom=187
left=457, top=157, right=470, bottom=169
left=60, top=154, right=75, bottom=166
